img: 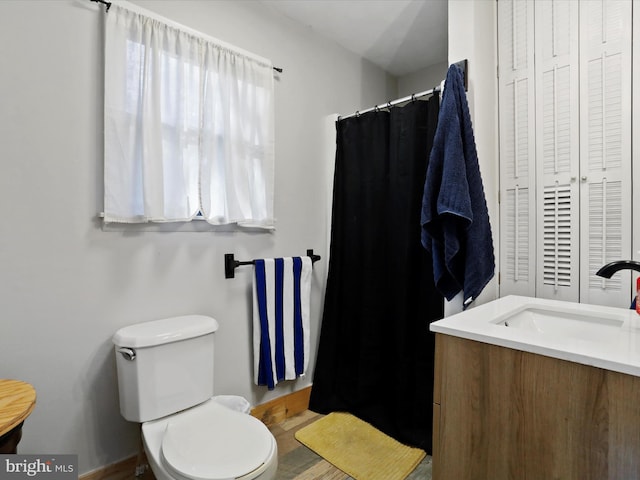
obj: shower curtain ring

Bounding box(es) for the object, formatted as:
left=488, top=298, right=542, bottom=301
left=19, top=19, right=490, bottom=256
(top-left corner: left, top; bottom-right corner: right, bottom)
left=355, top=111, right=360, bottom=117
left=411, top=94, right=416, bottom=102
left=387, top=101, right=392, bottom=109
left=374, top=105, right=379, bottom=112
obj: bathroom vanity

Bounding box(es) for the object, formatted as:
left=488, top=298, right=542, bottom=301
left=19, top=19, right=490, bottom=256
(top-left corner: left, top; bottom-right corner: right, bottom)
left=430, top=296, right=640, bottom=480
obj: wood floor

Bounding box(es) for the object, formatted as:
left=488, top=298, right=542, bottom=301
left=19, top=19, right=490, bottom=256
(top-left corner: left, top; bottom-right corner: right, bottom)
left=86, top=408, right=432, bottom=480
left=270, top=410, right=433, bottom=479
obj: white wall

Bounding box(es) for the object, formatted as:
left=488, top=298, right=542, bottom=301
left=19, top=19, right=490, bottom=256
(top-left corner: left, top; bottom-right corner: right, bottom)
left=445, top=0, right=499, bottom=314
left=0, top=0, right=395, bottom=474
left=633, top=7, right=640, bottom=274
left=397, top=61, right=449, bottom=98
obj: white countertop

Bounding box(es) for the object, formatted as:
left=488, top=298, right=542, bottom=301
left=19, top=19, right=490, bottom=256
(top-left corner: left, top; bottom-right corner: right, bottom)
left=430, top=295, right=640, bottom=378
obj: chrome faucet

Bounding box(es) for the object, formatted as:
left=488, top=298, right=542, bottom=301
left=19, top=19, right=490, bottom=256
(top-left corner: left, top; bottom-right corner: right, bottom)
left=595, top=260, right=640, bottom=279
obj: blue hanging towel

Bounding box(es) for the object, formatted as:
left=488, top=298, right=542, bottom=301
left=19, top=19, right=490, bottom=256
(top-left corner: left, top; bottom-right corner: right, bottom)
left=253, top=257, right=312, bottom=389
left=420, top=63, right=495, bottom=309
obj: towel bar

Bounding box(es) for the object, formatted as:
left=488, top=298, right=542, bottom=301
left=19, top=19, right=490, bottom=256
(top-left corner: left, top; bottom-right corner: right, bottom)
left=224, top=249, right=321, bottom=279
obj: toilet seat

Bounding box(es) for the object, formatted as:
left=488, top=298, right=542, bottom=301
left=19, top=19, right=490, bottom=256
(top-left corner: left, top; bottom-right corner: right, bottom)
left=159, top=400, right=275, bottom=480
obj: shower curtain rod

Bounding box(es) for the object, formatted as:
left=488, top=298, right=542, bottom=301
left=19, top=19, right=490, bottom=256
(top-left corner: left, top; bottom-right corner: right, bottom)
left=337, top=86, right=440, bottom=121
left=89, top=0, right=283, bottom=73
left=338, top=59, right=468, bottom=122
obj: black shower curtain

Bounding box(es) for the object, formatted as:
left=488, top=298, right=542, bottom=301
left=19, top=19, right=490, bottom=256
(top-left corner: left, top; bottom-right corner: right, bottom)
left=309, top=97, right=444, bottom=453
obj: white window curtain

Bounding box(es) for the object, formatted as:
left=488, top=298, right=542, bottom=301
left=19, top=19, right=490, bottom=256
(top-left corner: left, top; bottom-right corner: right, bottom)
left=103, top=3, right=275, bottom=228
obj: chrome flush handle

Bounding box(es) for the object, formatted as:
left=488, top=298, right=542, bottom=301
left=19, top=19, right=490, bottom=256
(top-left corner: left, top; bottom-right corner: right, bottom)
left=117, top=347, right=136, bottom=361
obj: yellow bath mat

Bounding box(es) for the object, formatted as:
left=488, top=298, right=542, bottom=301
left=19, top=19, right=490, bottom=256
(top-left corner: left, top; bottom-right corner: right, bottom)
left=294, top=411, right=426, bottom=480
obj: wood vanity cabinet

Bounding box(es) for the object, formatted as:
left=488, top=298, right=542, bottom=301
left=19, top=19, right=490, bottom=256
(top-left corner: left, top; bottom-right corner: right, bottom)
left=432, top=334, right=640, bottom=480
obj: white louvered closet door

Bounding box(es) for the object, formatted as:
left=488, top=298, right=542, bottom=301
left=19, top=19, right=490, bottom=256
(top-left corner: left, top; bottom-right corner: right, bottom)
left=634, top=0, right=640, bottom=277
left=498, top=0, right=536, bottom=297
left=535, top=0, right=580, bottom=302
left=579, top=0, right=632, bottom=307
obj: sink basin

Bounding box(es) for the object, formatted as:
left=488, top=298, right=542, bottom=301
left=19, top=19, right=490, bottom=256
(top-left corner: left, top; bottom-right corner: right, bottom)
left=430, top=295, right=640, bottom=378
left=494, top=306, right=625, bottom=343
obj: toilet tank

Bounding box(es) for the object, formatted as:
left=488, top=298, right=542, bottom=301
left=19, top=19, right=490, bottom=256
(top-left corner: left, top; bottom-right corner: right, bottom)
left=112, top=315, right=219, bottom=423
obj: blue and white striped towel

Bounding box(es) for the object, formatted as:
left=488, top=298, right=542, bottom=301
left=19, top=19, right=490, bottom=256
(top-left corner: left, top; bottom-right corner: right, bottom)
left=252, top=257, right=312, bottom=390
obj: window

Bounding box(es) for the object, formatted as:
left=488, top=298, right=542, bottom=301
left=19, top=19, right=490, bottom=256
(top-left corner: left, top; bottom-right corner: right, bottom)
left=103, top=2, right=275, bottom=228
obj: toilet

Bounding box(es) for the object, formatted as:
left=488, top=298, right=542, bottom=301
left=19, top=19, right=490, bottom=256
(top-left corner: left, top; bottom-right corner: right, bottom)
left=112, top=315, right=277, bottom=480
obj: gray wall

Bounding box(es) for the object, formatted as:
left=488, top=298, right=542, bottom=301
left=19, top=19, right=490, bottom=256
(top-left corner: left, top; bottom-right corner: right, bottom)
left=0, top=0, right=396, bottom=474
left=397, top=61, right=449, bottom=98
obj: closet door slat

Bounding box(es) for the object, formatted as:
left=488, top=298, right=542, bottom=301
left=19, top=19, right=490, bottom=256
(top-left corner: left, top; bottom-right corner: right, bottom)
left=535, top=0, right=579, bottom=302
left=579, top=0, right=632, bottom=307
left=498, top=0, right=536, bottom=297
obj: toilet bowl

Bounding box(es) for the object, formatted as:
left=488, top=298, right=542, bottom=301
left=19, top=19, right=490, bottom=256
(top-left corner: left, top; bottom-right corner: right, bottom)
left=142, top=399, right=277, bottom=480
left=112, top=315, right=278, bottom=480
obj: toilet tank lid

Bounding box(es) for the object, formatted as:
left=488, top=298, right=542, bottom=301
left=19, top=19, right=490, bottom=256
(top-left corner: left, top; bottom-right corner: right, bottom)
left=112, top=315, right=219, bottom=348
